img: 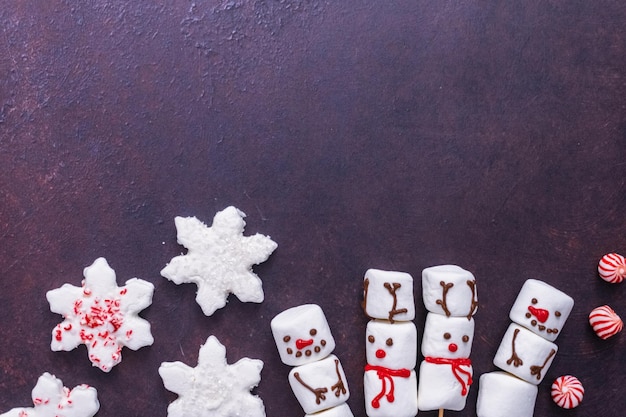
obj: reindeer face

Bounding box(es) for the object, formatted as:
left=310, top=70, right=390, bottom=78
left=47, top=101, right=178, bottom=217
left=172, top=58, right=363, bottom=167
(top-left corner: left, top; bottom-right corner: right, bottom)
left=271, top=304, right=336, bottom=366
left=421, top=313, right=475, bottom=359
left=366, top=320, right=417, bottom=369
left=509, top=279, right=574, bottom=342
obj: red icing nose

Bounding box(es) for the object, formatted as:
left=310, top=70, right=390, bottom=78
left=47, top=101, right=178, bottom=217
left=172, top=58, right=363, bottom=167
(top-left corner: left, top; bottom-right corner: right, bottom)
left=448, top=343, right=458, bottom=352
left=376, top=349, right=386, bottom=358
left=528, top=306, right=549, bottom=323
left=296, top=339, right=314, bottom=350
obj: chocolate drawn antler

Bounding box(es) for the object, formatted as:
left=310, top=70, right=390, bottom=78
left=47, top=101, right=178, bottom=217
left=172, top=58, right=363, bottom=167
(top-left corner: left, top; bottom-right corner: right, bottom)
left=466, top=280, right=478, bottom=320
left=530, top=349, right=556, bottom=381
left=384, top=282, right=408, bottom=323
left=436, top=281, right=454, bottom=317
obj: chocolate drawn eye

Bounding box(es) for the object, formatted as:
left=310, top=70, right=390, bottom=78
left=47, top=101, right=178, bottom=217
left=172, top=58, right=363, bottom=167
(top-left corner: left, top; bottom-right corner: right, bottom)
left=310, top=328, right=317, bottom=336
left=462, top=335, right=470, bottom=343
left=386, top=338, right=393, bottom=346
left=283, top=335, right=291, bottom=343
left=443, top=332, right=451, bottom=340
left=555, top=311, right=561, bottom=317
left=368, top=335, right=375, bottom=343
left=531, top=298, right=538, bottom=304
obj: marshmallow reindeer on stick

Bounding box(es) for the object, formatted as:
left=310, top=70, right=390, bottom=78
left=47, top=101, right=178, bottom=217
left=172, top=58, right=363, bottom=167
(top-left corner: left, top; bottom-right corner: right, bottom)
left=418, top=265, right=478, bottom=416
left=362, top=269, right=418, bottom=417
left=476, top=279, right=574, bottom=417
left=271, top=304, right=353, bottom=417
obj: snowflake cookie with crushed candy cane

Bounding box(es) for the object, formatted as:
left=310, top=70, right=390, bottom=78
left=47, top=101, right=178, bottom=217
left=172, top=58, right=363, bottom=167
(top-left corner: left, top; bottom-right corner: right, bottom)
left=160, top=206, right=278, bottom=316
left=0, top=372, right=99, bottom=417
left=46, top=257, right=154, bottom=372
left=159, top=335, right=265, bottom=417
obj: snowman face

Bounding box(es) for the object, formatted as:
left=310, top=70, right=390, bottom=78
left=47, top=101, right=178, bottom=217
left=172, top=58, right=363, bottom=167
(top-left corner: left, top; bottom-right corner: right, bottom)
left=421, top=313, right=474, bottom=358
left=366, top=320, right=417, bottom=370
left=271, top=304, right=336, bottom=366
left=509, top=279, right=574, bottom=342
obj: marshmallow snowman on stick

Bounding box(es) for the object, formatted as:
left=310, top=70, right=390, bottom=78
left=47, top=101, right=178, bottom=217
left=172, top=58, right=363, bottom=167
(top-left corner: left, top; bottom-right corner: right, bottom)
left=417, top=265, right=478, bottom=415
left=362, top=269, right=418, bottom=417
left=271, top=304, right=353, bottom=417
left=476, top=279, right=574, bottom=417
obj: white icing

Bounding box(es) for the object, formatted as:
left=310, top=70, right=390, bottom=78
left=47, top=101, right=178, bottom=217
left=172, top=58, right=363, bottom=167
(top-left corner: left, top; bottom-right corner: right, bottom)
left=159, top=335, right=265, bottom=417
left=46, top=257, right=154, bottom=372
left=160, top=206, right=277, bottom=316
left=476, top=372, right=538, bottom=417
left=0, top=372, right=99, bottom=417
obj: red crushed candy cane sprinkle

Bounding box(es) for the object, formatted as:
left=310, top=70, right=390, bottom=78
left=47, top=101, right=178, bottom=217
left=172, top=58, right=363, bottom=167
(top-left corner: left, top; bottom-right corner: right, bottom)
left=48, top=258, right=154, bottom=372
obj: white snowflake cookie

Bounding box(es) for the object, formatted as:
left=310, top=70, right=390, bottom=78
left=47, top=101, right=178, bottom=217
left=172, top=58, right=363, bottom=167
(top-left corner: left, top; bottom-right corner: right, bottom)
left=0, top=372, right=99, bottom=417
left=159, top=335, right=265, bottom=417
left=46, top=257, right=154, bottom=372
left=160, top=206, right=278, bottom=316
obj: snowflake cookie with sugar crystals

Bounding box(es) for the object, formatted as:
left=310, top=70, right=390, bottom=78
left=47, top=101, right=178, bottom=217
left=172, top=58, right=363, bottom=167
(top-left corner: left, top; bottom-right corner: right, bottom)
left=46, top=257, right=154, bottom=372
left=159, top=335, right=265, bottom=417
left=160, top=206, right=278, bottom=316
left=0, top=372, right=99, bottom=417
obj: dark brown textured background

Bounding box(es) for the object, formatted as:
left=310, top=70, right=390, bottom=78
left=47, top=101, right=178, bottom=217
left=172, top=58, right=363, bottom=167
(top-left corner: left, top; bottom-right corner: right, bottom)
left=1, top=1, right=625, bottom=416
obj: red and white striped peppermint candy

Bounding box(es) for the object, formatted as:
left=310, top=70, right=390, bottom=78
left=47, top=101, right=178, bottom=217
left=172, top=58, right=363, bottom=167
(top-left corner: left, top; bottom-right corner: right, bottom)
left=551, top=375, right=584, bottom=409
left=589, top=305, right=623, bottom=339
left=598, top=253, right=626, bottom=283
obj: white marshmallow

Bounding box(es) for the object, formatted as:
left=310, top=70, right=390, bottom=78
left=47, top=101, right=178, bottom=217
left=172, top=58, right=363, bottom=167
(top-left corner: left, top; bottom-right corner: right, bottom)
left=305, top=403, right=354, bottom=417
left=417, top=359, right=473, bottom=411
left=493, top=323, right=558, bottom=385
left=364, top=320, right=418, bottom=417
left=476, top=371, right=538, bottom=417
left=288, top=355, right=350, bottom=415
left=421, top=313, right=475, bottom=359
left=363, top=269, right=415, bottom=322
left=366, top=320, right=417, bottom=370
left=422, top=265, right=478, bottom=318
left=271, top=304, right=336, bottom=366
left=418, top=313, right=474, bottom=411
left=364, top=368, right=418, bottom=417
left=509, top=279, right=574, bottom=342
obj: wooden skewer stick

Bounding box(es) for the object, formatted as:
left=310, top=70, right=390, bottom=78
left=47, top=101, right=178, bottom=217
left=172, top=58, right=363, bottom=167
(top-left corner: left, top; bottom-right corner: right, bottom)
left=438, top=408, right=444, bottom=417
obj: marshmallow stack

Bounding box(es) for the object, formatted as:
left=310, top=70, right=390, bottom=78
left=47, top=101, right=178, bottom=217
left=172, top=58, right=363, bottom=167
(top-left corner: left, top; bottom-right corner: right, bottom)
left=271, top=304, right=353, bottom=416
left=477, top=279, right=574, bottom=417
left=417, top=265, right=478, bottom=412
left=363, top=269, right=418, bottom=417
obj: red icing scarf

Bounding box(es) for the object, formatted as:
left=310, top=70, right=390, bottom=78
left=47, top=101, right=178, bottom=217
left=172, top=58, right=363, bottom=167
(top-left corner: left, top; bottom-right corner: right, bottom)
left=364, top=364, right=411, bottom=408
left=424, top=356, right=473, bottom=395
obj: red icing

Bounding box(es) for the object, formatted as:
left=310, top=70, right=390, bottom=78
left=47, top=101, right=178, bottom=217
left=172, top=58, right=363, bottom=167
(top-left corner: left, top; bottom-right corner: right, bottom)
left=364, top=364, right=411, bottom=408
left=528, top=306, right=549, bottom=323
left=448, top=343, right=458, bottom=352
left=376, top=349, right=386, bottom=358
left=295, top=338, right=313, bottom=350
left=425, top=356, right=472, bottom=396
